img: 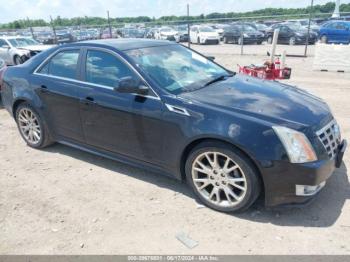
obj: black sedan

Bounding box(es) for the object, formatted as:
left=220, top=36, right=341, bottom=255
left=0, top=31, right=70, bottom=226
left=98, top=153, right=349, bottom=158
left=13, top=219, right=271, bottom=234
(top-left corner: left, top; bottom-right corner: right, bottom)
left=222, top=24, right=265, bottom=45
left=266, top=23, right=318, bottom=45
left=0, top=39, right=346, bottom=212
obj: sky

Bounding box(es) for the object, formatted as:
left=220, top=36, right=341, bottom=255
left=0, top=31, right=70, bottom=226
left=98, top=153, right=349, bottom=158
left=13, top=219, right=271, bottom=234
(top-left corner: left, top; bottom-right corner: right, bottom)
left=0, top=0, right=348, bottom=23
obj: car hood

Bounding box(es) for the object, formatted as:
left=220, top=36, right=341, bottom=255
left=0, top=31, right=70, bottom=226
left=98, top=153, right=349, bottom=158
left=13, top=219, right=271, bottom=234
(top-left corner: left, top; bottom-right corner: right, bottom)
left=179, top=74, right=331, bottom=129
left=161, top=31, right=177, bottom=36
left=19, top=45, right=55, bottom=51
left=199, top=32, right=218, bottom=37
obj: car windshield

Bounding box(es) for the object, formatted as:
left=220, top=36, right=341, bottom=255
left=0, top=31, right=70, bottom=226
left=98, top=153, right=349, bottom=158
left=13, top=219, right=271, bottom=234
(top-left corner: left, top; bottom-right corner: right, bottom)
left=199, top=26, right=215, bottom=32
left=161, top=28, right=172, bottom=32
left=256, top=24, right=268, bottom=30
left=8, top=38, right=39, bottom=47
left=286, top=23, right=304, bottom=30
left=243, top=25, right=256, bottom=31
left=126, top=44, right=230, bottom=95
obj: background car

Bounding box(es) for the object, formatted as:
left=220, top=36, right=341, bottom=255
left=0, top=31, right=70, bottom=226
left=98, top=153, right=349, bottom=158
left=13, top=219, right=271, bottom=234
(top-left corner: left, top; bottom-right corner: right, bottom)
left=0, top=36, right=54, bottom=65
left=174, top=25, right=189, bottom=43
left=119, top=28, right=145, bottom=38
left=155, top=27, right=178, bottom=41
left=266, top=23, right=318, bottom=45
left=319, top=20, right=350, bottom=44
left=288, top=19, right=320, bottom=33
left=222, top=24, right=265, bottom=45
left=190, top=25, right=220, bottom=44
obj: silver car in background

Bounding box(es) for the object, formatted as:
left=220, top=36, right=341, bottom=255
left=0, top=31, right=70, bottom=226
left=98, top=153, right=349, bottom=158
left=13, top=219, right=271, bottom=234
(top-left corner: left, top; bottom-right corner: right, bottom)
left=0, top=36, right=54, bottom=65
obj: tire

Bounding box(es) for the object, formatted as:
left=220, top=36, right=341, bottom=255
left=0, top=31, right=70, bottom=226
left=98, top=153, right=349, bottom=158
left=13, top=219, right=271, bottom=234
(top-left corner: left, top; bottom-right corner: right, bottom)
left=185, top=141, right=261, bottom=213
left=197, top=37, right=201, bottom=45
left=267, top=36, right=273, bottom=44
left=320, top=35, right=328, bottom=44
left=15, top=102, right=54, bottom=149
left=223, top=37, right=228, bottom=44
left=14, top=55, right=22, bottom=65
left=238, top=37, right=244, bottom=45
left=289, top=37, right=296, bottom=46
left=257, top=41, right=262, bottom=45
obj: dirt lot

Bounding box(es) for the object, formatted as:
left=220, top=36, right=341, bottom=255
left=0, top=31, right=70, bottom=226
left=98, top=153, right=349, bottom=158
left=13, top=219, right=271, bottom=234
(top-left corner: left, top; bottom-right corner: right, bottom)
left=0, top=43, right=349, bottom=254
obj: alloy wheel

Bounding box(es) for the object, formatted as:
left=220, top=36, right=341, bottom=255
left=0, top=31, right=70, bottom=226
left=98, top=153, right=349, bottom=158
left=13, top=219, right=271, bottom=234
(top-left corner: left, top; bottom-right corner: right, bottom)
left=191, top=151, right=247, bottom=208
left=17, top=108, right=41, bottom=145
left=289, top=37, right=296, bottom=46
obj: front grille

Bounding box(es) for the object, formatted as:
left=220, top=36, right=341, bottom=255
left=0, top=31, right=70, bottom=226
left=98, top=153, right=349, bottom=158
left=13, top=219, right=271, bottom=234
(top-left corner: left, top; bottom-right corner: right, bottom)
left=316, top=119, right=341, bottom=158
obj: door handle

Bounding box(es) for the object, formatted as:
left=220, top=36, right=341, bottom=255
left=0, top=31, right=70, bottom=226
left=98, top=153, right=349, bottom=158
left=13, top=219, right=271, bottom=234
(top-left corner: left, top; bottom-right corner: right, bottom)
left=40, top=85, right=48, bottom=93
left=80, top=96, right=96, bottom=106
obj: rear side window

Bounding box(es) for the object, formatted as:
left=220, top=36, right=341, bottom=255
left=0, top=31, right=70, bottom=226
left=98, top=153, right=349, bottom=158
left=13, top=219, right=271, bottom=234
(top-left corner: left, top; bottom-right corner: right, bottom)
left=38, top=50, right=80, bottom=79
left=85, top=50, right=135, bottom=87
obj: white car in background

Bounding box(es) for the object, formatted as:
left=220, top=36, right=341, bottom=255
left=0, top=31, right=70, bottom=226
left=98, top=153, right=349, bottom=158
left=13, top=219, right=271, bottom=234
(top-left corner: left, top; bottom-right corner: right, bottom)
left=190, top=25, right=220, bottom=44
left=0, top=37, right=54, bottom=65
left=155, top=27, right=178, bottom=41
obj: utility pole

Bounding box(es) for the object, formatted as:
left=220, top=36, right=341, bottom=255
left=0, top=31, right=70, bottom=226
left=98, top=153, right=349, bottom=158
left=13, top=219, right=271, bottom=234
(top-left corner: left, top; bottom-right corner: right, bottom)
left=50, top=15, right=58, bottom=44
left=27, top=17, right=35, bottom=39
left=187, top=4, right=190, bottom=47
left=107, top=10, right=112, bottom=38
left=304, top=0, right=314, bottom=57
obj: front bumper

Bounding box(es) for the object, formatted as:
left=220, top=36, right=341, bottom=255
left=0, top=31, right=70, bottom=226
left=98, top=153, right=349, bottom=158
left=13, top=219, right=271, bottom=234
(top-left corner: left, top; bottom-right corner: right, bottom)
left=263, top=139, right=347, bottom=207
left=202, top=38, right=219, bottom=44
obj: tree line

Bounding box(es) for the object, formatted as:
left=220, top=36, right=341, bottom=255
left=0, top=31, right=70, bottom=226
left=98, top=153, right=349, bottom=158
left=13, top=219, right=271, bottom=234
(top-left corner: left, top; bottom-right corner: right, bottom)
left=1, top=1, right=350, bottom=30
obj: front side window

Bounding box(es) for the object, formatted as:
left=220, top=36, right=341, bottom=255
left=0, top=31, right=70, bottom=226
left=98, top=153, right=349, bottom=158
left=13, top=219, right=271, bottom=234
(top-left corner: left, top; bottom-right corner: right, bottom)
left=126, top=44, right=229, bottom=95
left=38, top=50, right=80, bottom=79
left=85, top=50, right=135, bottom=87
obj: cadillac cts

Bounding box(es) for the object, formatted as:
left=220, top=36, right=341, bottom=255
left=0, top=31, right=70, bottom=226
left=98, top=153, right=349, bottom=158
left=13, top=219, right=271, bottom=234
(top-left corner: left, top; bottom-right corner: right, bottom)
left=0, top=39, right=347, bottom=212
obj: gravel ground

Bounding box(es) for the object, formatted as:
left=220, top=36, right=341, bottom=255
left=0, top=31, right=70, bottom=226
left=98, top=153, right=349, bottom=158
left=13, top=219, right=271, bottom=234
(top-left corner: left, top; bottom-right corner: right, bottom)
left=0, top=43, right=349, bottom=254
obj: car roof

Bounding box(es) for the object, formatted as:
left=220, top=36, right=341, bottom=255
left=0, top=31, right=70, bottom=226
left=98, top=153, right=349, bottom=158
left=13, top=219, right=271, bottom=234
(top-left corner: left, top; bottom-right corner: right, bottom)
left=75, top=39, right=175, bottom=51
left=0, top=36, right=32, bottom=39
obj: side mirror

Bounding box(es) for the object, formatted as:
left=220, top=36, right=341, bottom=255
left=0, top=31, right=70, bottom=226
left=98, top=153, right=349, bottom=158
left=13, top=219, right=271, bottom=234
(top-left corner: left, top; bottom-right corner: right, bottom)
left=207, top=56, right=215, bottom=61
left=115, top=76, right=149, bottom=95
left=2, top=45, right=10, bottom=49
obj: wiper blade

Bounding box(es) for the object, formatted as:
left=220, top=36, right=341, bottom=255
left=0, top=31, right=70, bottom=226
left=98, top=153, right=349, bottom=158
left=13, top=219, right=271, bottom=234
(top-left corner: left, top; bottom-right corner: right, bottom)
left=203, top=74, right=234, bottom=87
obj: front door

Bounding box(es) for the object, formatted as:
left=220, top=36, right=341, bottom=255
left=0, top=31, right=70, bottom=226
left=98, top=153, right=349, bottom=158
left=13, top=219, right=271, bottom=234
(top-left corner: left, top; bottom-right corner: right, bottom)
left=78, top=48, right=165, bottom=163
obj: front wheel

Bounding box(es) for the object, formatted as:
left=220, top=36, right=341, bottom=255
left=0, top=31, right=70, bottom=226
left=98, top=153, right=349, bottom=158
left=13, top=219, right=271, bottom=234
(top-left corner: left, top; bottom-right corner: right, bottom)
left=15, top=103, right=53, bottom=149
left=14, top=55, right=23, bottom=65
left=289, top=36, right=296, bottom=46
left=185, top=141, right=261, bottom=213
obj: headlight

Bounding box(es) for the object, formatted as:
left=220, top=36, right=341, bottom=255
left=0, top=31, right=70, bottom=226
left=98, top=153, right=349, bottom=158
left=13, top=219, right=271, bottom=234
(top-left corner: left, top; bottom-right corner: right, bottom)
left=243, top=33, right=249, bottom=38
left=273, top=126, right=317, bottom=163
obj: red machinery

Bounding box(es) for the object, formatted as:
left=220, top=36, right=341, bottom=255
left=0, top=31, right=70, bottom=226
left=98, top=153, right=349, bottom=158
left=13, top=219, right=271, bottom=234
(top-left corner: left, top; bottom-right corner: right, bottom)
left=238, top=59, right=292, bottom=80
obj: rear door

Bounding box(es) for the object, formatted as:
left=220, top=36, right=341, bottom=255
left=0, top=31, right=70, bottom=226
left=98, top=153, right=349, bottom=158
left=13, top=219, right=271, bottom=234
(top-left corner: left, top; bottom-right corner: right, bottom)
left=33, top=48, right=85, bottom=142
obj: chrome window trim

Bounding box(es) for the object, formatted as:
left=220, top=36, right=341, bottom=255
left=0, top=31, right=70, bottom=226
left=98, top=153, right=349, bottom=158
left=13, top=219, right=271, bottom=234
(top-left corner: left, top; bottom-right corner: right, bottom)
left=33, top=46, right=161, bottom=101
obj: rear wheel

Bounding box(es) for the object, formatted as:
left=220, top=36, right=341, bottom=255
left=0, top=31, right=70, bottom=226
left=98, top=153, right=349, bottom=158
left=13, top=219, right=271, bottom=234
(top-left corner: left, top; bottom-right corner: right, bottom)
left=15, top=103, right=53, bottom=149
left=197, top=37, right=201, bottom=44
left=289, top=36, right=296, bottom=46
left=185, top=141, right=261, bottom=213
left=223, top=36, right=228, bottom=44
